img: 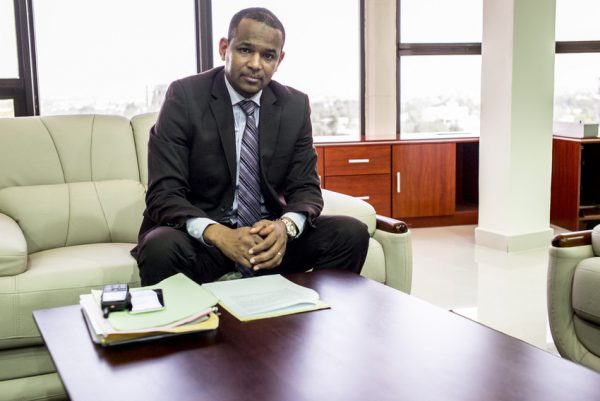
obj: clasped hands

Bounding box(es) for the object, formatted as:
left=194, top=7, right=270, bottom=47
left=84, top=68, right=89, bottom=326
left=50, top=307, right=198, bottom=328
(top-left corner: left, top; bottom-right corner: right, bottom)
left=204, top=219, right=288, bottom=272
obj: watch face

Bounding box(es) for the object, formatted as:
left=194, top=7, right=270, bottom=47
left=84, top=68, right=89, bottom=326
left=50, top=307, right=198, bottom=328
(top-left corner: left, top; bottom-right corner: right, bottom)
left=288, top=224, right=298, bottom=237
left=283, top=218, right=297, bottom=238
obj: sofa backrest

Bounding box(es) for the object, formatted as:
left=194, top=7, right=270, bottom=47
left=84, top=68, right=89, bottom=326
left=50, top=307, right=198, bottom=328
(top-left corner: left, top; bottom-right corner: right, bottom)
left=0, top=115, right=146, bottom=253
left=131, top=112, right=158, bottom=187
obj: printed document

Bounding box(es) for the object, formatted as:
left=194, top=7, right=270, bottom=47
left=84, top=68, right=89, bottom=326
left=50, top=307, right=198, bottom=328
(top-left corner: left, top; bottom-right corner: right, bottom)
left=203, top=275, right=329, bottom=321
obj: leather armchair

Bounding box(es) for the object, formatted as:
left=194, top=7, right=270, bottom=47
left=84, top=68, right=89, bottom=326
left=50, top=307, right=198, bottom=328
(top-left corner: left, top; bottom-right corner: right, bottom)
left=548, top=225, right=600, bottom=372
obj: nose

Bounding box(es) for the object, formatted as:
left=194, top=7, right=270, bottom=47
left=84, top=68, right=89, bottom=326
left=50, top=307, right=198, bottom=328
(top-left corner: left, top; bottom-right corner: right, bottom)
left=247, top=52, right=261, bottom=70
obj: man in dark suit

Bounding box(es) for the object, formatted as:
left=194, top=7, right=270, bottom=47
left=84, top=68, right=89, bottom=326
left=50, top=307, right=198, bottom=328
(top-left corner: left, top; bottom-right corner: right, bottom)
left=133, top=7, right=369, bottom=285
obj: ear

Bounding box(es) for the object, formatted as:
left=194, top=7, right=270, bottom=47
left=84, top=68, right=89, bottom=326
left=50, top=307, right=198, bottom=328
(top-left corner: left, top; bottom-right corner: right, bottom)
left=273, top=51, right=285, bottom=73
left=218, top=37, right=228, bottom=61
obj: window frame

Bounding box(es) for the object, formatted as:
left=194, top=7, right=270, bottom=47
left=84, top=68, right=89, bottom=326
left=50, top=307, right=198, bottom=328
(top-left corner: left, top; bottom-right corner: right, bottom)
left=396, top=1, right=482, bottom=136
left=397, top=1, right=600, bottom=136
left=8, top=0, right=365, bottom=138
left=1, top=0, right=38, bottom=116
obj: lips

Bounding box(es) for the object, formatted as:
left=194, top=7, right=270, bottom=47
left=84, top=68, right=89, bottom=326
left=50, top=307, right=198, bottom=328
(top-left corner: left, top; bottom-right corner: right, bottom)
left=242, top=74, right=261, bottom=84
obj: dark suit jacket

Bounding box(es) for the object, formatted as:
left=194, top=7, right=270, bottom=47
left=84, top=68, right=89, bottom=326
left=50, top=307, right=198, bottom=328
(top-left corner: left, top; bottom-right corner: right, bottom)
left=137, top=66, right=323, bottom=240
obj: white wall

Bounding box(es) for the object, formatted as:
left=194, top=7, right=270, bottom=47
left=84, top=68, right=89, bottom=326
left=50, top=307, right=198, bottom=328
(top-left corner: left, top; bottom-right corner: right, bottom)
left=364, top=0, right=397, bottom=139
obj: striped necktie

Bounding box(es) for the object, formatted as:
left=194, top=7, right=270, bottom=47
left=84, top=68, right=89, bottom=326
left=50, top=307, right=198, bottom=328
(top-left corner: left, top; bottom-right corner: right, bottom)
left=236, top=100, right=261, bottom=277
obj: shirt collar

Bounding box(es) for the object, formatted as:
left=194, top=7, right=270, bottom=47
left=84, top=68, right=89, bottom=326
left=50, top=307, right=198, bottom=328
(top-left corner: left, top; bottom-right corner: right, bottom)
left=224, top=76, right=262, bottom=107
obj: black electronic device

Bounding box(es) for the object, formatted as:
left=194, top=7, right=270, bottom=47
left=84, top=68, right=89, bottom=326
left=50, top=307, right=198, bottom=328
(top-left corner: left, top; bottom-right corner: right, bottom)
left=101, top=284, right=130, bottom=318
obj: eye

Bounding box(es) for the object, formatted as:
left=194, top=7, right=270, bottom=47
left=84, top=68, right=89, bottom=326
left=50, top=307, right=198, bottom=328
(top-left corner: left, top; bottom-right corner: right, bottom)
left=238, top=47, right=250, bottom=54
left=263, top=53, right=276, bottom=61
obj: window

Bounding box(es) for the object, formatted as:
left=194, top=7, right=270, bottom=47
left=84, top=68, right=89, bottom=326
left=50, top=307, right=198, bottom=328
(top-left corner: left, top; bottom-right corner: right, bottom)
left=0, top=99, right=15, bottom=118
left=398, top=0, right=482, bottom=137
left=0, top=0, right=19, bottom=78
left=400, top=56, right=480, bottom=136
left=0, top=0, right=34, bottom=116
left=555, top=0, right=600, bottom=41
left=553, top=0, right=600, bottom=125
left=33, top=0, right=196, bottom=117
left=211, top=1, right=361, bottom=141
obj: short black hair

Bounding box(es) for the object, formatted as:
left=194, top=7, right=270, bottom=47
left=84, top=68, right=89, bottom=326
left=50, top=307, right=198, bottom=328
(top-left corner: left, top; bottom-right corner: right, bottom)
left=228, top=7, right=286, bottom=46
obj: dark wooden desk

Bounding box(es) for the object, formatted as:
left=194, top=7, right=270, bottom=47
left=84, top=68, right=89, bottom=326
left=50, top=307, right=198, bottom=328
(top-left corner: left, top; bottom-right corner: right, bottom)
left=34, top=270, right=600, bottom=401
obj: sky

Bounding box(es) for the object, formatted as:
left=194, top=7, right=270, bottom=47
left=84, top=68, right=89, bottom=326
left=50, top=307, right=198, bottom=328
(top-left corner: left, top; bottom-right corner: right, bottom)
left=3, top=0, right=600, bottom=106
left=28, top=0, right=359, bottom=103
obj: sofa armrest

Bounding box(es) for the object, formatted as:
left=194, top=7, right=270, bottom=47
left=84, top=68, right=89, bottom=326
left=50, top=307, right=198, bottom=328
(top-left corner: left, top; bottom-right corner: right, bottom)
left=373, top=226, right=412, bottom=294
left=0, top=212, right=28, bottom=276
left=552, top=230, right=592, bottom=248
left=548, top=239, right=595, bottom=363
left=376, top=215, right=408, bottom=234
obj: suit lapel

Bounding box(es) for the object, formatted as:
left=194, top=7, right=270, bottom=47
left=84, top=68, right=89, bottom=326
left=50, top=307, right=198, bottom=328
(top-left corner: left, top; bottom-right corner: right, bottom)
left=209, top=71, right=237, bottom=184
left=259, top=85, right=281, bottom=169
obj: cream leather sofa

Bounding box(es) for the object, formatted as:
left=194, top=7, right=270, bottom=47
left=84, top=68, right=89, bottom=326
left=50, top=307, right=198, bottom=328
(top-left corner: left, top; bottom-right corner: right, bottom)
left=548, top=226, right=600, bottom=372
left=0, top=113, right=412, bottom=401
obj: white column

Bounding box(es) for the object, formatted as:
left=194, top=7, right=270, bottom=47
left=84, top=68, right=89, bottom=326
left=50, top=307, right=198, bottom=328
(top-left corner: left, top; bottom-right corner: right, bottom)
left=476, top=0, right=556, bottom=251
left=364, top=0, right=397, bottom=140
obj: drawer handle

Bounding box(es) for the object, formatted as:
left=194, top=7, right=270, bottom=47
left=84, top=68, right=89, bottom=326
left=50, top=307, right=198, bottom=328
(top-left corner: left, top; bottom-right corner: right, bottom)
left=348, top=158, right=370, bottom=164
left=396, top=172, right=401, bottom=193
left=356, top=196, right=370, bottom=201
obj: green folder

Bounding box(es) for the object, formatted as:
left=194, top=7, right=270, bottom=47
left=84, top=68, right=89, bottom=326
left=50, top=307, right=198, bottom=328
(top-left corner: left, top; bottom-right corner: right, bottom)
left=92, top=273, right=218, bottom=331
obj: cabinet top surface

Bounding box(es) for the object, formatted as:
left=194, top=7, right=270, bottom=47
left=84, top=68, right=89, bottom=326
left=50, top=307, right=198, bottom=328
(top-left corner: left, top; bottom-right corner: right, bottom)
left=316, top=136, right=479, bottom=147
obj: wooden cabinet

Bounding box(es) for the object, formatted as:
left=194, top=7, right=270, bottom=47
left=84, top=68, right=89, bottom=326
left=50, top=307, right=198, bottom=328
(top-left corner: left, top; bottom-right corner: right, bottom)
left=315, top=140, right=478, bottom=227
left=322, top=145, right=391, bottom=216
left=316, top=146, right=324, bottom=186
left=324, top=145, right=390, bottom=176
left=551, top=137, right=600, bottom=231
left=326, top=175, right=391, bottom=216
left=392, top=143, right=456, bottom=218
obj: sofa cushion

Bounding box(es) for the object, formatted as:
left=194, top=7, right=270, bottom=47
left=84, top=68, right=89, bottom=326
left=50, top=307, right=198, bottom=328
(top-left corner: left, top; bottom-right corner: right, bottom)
left=0, top=115, right=140, bottom=191
left=0, top=114, right=147, bottom=254
left=0, top=373, right=66, bottom=401
left=572, top=257, right=600, bottom=326
left=0, top=345, right=55, bottom=381
left=592, top=224, right=600, bottom=256
left=0, top=213, right=27, bottom=276
left=131, top=112, right=158, bottom=187
left=573, top=315, right=600, bottom=360
left=0, top=180, right=145, bottom=253
left=0, top=243, right=140, bottom=347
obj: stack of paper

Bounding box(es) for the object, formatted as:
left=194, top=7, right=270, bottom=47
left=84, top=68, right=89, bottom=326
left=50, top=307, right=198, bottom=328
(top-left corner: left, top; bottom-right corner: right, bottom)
left=203, top=275, right=329, bottom=322
left=80, top=273, right=219, bottom=346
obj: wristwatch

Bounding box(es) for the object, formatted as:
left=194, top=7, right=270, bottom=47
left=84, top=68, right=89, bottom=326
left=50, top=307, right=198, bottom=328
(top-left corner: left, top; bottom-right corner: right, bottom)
left=279, top=217, right=298, bottom=240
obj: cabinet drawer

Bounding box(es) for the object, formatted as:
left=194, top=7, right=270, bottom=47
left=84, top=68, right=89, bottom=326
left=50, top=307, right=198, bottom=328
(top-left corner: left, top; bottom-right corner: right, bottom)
left=324, top=145, right=390, bottom=176
left=325, top=174, right=391, bottom=216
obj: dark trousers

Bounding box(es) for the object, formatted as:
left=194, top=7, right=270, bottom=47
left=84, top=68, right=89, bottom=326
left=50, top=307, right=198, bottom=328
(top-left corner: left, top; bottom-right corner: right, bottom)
left=135, top=215, right=370, bottom=286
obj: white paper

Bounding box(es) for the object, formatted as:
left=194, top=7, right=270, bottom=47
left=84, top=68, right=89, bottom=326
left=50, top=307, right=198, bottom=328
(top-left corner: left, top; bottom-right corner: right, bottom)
left=203, top=275, right=320, bottom=318
left=129, top=290, right=164, bottom=313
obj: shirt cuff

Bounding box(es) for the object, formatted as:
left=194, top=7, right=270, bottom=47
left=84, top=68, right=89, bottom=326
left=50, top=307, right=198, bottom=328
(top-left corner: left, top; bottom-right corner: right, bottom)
left=282, top=212, right=307, bottom=236
left=186, top=217, right=217, bottom=246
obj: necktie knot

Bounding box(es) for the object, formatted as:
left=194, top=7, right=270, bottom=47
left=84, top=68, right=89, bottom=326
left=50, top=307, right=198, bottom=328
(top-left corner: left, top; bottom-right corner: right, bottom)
left=239, top=100, right=257, bottom=117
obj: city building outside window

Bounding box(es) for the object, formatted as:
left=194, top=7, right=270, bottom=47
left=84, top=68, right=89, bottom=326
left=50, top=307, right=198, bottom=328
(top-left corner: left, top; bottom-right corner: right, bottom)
left=0, top=0, right=19, bottom=117
left=398, top=0, right=482, bottom=138
left=554, top=0, right=600, bottom=125
left=32, top=0, right=196, bottom=117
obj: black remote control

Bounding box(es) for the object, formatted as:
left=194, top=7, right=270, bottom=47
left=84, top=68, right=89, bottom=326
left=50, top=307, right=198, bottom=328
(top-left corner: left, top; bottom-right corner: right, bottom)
left=101, top=284, right=130, bottom=318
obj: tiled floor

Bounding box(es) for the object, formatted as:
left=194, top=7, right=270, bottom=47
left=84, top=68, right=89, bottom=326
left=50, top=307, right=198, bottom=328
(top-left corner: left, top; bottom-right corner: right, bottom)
left=409, top=224, right=564, bottom=355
